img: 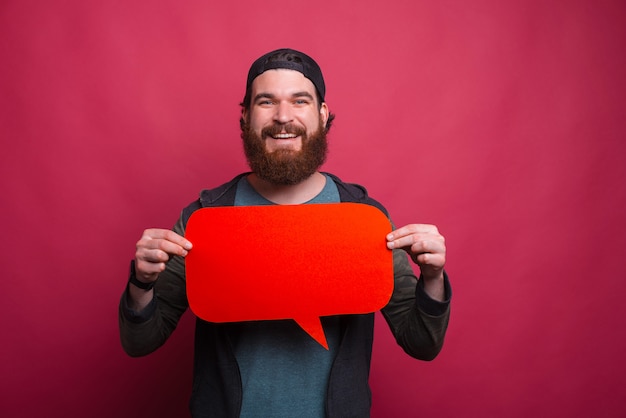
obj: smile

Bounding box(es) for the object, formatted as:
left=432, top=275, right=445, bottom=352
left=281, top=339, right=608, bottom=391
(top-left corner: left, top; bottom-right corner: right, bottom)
left=271, top=133, right=298, bottom=139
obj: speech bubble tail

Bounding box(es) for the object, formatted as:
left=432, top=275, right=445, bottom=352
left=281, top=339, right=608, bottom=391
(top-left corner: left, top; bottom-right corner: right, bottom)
left=294, top=317, right=328, bottom=350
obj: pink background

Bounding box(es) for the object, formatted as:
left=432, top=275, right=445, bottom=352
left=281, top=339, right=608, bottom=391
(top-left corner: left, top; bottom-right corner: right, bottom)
left=2, top=0, right=625, bottom=416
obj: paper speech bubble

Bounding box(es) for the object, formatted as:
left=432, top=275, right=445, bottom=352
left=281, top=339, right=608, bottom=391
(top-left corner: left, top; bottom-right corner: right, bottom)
left=185, top=203, right=393, bottom=349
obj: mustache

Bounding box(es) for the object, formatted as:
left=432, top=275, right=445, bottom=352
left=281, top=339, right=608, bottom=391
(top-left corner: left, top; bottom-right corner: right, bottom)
left=261, top=123, right=307, bottom=138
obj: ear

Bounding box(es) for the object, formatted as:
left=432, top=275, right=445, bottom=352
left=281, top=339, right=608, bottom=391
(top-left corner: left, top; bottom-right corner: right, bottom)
left=320, top=103, right=329, bottom=128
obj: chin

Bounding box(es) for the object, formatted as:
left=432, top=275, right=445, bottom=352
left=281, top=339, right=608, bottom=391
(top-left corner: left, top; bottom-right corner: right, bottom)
left=265, top=141, right=303, bottom=153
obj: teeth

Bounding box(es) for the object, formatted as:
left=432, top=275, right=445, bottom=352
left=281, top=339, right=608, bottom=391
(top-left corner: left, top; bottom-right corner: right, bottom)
left=273, top=133, right=297, bottom=139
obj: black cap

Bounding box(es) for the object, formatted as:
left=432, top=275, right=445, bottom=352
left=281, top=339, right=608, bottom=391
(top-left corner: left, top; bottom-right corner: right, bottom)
left=244, top=48, right=326, bottom=104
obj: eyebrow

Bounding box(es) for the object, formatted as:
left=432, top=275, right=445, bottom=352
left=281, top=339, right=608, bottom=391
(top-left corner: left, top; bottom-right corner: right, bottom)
left=253, top=91, right=315, bottom=102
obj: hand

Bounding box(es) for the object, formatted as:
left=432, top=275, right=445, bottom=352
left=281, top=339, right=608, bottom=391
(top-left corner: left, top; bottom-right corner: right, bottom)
left=135, top=228, right=193, bottom=284
left=386, top=224, right=446, bottom=281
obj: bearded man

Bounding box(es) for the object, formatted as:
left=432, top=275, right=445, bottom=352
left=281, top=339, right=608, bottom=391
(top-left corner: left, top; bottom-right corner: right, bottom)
left=119, top=48, right=451, bottom=418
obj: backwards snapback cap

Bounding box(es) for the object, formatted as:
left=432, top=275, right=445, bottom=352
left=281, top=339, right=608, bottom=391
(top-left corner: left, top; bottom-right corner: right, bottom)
left=244, top=48, right=326, bottom=104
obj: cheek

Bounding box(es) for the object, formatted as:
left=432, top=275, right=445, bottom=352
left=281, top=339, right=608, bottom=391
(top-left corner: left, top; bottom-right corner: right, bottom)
left=299, top=111, right=322, bottom=130
left=247, top=108, right=270, bottom=126
left=248, top=116, right=267, bottom=134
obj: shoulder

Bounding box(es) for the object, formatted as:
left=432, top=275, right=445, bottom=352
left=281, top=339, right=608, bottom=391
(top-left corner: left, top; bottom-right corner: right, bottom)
left=180, top=173, right=250, bottom=226
left=324, top=172, right=389, bottom=217
left=198, top=173, right=250, bottom=206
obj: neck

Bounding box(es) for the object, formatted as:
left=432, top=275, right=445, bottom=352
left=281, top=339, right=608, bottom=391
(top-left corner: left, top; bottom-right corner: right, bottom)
left=246, top=172, right=326, bottom=205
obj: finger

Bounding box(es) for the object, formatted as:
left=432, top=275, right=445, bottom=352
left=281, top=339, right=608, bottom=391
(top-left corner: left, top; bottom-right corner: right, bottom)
left=134, top=257, right=167, bottom=282
left=136, top=247, right=171, bottom=264
left=413, top=252, right=446, bottom=269
left=136, top=257, right=167, bottom=276
left=386, top=224, right=439, bottom=241
left=409, top=238, right=446, bottom=256
left=386, top=233, right=445, bottom=253
left=143, top=228, right=193, bottom=251
left=141, top=239, right=190, bottom=258
left=138, top=230, right=192, bottom=257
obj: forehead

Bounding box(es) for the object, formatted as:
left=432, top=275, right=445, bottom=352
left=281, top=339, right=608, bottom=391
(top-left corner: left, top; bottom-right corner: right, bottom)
left=251, top=69, right=318, bottom=98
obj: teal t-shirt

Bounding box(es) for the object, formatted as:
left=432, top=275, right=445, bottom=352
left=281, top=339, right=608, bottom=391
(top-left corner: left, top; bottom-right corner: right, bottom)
left=233, top=174, right=341, bottom=418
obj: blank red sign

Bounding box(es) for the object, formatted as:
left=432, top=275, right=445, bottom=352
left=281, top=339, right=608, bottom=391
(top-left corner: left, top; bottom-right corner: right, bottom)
left=185, top=203, right=393, bottom=349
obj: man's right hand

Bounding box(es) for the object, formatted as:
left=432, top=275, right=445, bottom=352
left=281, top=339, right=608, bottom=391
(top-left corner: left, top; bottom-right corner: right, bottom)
left=134, top=228, right=193, bottom=284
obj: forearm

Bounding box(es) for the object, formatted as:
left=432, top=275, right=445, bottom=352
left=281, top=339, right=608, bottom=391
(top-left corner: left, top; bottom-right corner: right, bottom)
left=421, top=272, right=446, bottom=302
left=381, top=250, right=451, bottom=360
left=119, top=217, right=190, bottom=356
left=119, top=253, right=189, bottom=355
left=127, top=285, right=155, bottom=311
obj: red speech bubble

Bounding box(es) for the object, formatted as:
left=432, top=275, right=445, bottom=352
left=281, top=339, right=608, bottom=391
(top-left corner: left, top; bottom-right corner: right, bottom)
left=185, top=203, right=393, bottom=349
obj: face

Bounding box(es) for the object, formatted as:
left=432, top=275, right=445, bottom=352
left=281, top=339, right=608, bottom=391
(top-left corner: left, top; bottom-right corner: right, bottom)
left=244, top=69, right=329, bottom=151
left=241, top=69, right=330, bottom=185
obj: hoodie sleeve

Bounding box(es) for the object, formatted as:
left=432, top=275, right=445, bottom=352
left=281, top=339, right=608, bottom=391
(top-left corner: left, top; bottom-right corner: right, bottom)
left=118, top=215, right=190, bottom=357
left=380, top=249, right=452, bottom=360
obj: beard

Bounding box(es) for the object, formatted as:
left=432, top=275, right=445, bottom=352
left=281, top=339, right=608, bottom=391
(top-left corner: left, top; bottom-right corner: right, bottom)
left=240, top=119, right=328, bottom=186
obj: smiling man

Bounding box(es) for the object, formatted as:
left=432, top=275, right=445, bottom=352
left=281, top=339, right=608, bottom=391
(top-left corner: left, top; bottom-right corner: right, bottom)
left=119, top=48, right=452, bottom=418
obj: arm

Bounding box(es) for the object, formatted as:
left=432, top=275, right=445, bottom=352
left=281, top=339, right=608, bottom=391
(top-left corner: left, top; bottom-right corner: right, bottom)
left=382, top=224, right=451, bottom=360
left=118, top=216, right=192, bottom=357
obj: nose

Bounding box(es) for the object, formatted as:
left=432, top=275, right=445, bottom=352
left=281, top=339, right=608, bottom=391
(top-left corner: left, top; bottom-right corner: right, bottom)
left=273, top=101, right=293, bottom=124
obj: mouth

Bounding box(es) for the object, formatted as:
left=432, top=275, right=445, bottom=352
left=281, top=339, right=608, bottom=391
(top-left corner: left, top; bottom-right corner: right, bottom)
left=262, top=124, right=306, bottom=141
left=270, top=133, right=299, bottom=140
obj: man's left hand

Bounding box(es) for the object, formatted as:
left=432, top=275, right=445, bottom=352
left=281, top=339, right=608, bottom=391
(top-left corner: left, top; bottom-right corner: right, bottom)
left=386, top=224, right=446, bottom=282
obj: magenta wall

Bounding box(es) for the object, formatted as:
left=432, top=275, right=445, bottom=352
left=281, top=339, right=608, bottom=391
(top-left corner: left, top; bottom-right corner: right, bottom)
left=2, top=1, right=625, bottom=416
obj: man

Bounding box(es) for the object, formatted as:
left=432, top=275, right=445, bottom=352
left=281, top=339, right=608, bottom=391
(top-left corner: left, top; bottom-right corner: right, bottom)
left=119, top=48, right=451, bottom=418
